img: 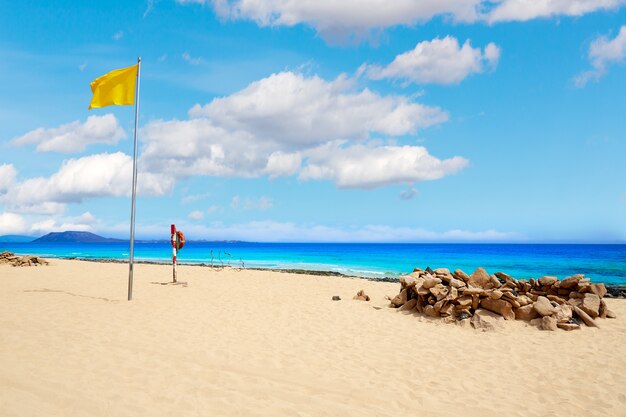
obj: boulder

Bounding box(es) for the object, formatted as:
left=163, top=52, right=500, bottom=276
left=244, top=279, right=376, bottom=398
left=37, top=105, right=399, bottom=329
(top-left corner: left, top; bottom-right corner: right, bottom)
left=471, top=309, right=505, bottom=332
left=423, top=277, right=442, bottom=289
left=468, top=267, right=491, bottom=289
left=429, top=283, right=449, bottom=300
left=398, top=299, right=417, bottom=312
left=514, top=304, right=539, bottom=321
left=400, top=276, right=416, bottom=288
left=606, top=310, right=616, bottom=319
left=557, top=322, right=581, bottom=331
left=353, top=290, right=370, bottom=301
left=572, top=306, right=598, bottom=328
left=332, top=296, right=341, bottom=301
left=588, top=283, right=607, bottom=298
left=533, top=296, right=557, bottom=317
left=580, top=293, right=601, bottom=318
left=494, top=271, right=516, bottom=284
left=480, top=298, right=515, bottom=320
left=463, top=287, right=485, bottom=296
left=547, top=295, right=566, bottom=305
left=517, top=295, right=532, bottom=306
left=423, top=305, right=440, bottom=318
left=457, top=295, right=472, bottom=307
left=538, top=276, right=558, bottom=286
left=439, top=303, right=454, bottom=316
left=560, top=275, right=582, bottom=289
left=489, top=290, right=503, bottom=300
left=489, top=275, right=502, bottom=288
left=390, top=289, right=407, bottom=307
left=453, top=269, right=470, bottom=282
left=449, top=278, right=465, bottom=288
left=554, top=304, right=573, bottom=323
left=539, top=316, right=558, bottom=331
left=599, top=299, right=608, bottom=318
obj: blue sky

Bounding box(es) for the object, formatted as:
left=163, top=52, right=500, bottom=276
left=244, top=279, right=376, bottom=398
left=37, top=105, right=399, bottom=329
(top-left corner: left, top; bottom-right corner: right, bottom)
left=0, top=0, right=625, bottom=242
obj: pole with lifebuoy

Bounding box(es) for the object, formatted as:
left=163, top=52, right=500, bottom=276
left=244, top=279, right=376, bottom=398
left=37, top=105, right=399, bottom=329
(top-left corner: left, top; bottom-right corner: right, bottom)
left=170, top=224, right=185, bottom=283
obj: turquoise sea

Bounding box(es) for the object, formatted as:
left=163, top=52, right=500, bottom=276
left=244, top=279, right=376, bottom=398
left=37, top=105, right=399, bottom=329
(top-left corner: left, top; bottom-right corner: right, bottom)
left=3, top=242, right=626, bottom=285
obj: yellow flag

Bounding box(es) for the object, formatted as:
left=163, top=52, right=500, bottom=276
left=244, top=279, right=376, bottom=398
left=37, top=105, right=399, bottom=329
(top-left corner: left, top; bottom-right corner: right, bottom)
left=88, top=64, right=138, bottom=109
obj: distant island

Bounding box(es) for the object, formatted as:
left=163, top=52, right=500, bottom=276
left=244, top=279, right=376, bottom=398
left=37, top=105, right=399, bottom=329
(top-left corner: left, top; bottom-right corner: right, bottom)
left=32, top=231, right=125, bottom=243
left=0, top=235, right=36, bottom=243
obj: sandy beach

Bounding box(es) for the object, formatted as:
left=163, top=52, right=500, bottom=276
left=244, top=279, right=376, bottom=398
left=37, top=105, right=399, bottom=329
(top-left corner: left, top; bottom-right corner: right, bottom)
left=1, top=259, right=625, bottom=417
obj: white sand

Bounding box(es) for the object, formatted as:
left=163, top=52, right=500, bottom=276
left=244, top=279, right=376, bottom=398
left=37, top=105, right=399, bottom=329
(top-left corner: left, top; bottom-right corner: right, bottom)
left=1, top=259, right=625, bottom=417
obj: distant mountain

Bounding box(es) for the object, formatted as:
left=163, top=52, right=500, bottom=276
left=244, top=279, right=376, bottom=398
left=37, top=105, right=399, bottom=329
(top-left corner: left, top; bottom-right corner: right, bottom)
left=0, top=235, right=36, bottom=243
left=32, top=231, right=124, bottom=243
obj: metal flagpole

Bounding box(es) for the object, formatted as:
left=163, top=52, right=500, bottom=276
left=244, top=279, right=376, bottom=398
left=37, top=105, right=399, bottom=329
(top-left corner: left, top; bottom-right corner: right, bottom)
left=128, top=56, right=141, bottom=301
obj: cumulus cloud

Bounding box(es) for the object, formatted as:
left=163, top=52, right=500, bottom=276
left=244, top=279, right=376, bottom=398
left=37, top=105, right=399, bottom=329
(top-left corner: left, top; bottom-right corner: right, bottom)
left=0, top=164, right=17, bottom=194
left=486, top=0, right=626, bottom=23
left=177, top=0, right=625, bottom=41
left=366, top=36, right=500, bottom=85
left=11, top=114, right=126, bottom=153
left=0, top=152, right=173, bottom=214
left=300, top=144, right=468, bottom=188
left=0, top=212, right=29, bottom=235
left=140, top=71, right=456, bottom=188
left=574, top=26, right=626, bottom=87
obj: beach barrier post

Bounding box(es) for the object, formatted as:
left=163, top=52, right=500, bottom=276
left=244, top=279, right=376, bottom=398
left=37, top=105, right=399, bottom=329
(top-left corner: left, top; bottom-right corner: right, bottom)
left=171, top=224, right=177, bottom=283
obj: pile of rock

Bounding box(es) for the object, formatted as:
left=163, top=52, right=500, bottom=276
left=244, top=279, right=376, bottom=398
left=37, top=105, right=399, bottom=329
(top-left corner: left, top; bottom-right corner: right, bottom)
left=0, top=251, right=49, bottom=267
left=390, top=267, right=616, bottom=331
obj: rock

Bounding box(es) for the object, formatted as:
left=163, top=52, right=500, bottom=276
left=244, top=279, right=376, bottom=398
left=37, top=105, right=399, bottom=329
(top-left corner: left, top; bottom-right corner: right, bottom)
left=569, top=291, right=583, bottom=299
left=489, top=290, right=503, bottom=300
left=472, top=295, right=480, bottom=310
left=606, top=310, right=616, bottom=319
left=398, top=298, right=417, bottom=312
left=495, top=271, right=515, bottom=284
left=599, top=299, right=607, bottom=318
left=514, top=304, right=539, bottom=321
left=453, top=269, right=470, bottom=282
left=433, top=299, right=446, bottom=313
left=390, top=289, right=408, bottom=307
left=423, top=305, right=440, bottom=317
left=423, top=277, right=442, bottom=289
left=445, top=287, right=459, bottom=302
left=332, top=296, right=341, bottom=301
left=539, top=316, right=558, bottom=331
left=471, top=309, right=505, bottom=332
left=353, top=290, right=370, bottom=301
left=529, top=318, right=543, bottom=327
left=554, top=304, right=573, bottom=323
left=429, top=283, right=449, bottom=300
left=588, top=283, right=607, bottom=298
left=468, top=267, right=492, bottom=289
left=489, top=275, right=502, bottom=288
left=580, top=293, right=601, bottom=318
left=572, top=306, right=598, bottom=328
left=480, top=298, right=515, bottom=320
left=560, top=275, right=583, bottom=289
left=457, top=295, right=472, bottom=307
left=439, top=303, right=454, bottom=316
left=557, top=322, right=581, bottom=331
left=547, top=295, right=566, bottom=305
left=462, top=287, right=484, bottom=296
left=449, top=278, right=465, bottom=288
left=517, top=295, right=532, bottom=306
left=456, top=318, right=471, bottom=328
left=400, top=276, right=416, bottom=288
left=567, top=298, right=583, bottom=308
left=538, top=276, right=558, bottom=286
left=533, top=296, right=557, bottom=317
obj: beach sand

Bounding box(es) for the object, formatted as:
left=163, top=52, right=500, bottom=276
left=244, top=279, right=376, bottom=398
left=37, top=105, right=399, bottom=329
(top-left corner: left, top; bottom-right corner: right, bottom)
left=1, top=259, right=625, bottom=417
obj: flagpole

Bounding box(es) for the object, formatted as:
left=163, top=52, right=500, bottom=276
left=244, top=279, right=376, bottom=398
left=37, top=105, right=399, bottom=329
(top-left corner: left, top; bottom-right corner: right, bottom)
left=128, top=56, right=141, bottom=301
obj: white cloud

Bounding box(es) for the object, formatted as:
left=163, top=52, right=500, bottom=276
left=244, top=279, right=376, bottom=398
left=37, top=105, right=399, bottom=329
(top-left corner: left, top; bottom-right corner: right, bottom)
left=0, top=164, right=17, bottom=194
left=207, top=205, right=220, bottom=214
left=300, top=144, right=468, bottom=189
left=486, top=0, right=626, bottom=23
left=79, top=62, right=88, bottom=71
left=140, top=71, right=455, bottom=188
left=182, top=52, right=203, bottom=65
left=11, top=114, right=126, bottom=153
left=113, top=31, right=124, bottom=41
left=181, top=192, right=212, bottom=204
left=183, top=0, right=482, bottom=41
left=189, top=210, right=205, bottom=220
left=1, top=152, right=173, bottom=214
left=258, top=196, right=273, bottom=210
left=574, top=26, right=626, bottom=87
left=367, top=36, right=500, bottom=85
left=230, top=195, right=240, bottom=208
left=188, top=72, right=447, bottom=144
left=0, top=212, right=28, bottom=235
left=177, top=0, right=626, bottom=40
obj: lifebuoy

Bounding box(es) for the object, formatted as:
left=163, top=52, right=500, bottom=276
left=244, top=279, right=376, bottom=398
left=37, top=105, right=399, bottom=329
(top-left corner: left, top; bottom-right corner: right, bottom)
left=175, top=231, right=185, bottom=250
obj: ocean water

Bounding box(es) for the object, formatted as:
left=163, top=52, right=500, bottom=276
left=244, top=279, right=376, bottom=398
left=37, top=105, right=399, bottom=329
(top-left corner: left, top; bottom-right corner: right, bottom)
left=3, top=241, right=626, bottom=285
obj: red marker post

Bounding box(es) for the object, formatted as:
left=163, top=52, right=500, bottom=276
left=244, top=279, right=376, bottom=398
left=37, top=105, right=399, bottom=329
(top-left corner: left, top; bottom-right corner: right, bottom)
left=171, top=224, right=178, bottom=283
